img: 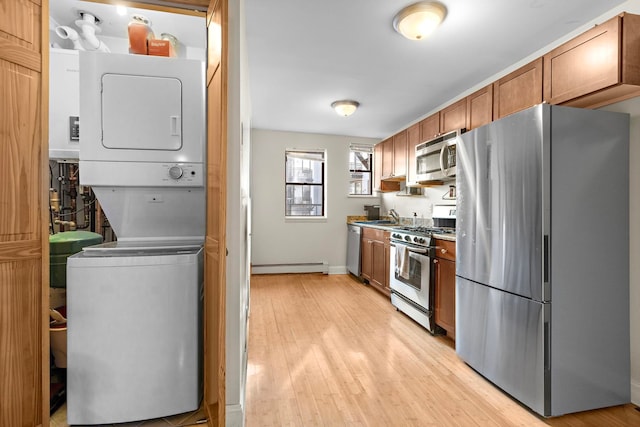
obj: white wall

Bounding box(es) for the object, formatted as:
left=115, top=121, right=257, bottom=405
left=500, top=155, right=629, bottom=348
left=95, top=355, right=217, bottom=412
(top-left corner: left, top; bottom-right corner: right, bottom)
left=226, top=0, right=252, bottom=425
left=600, top=98, right=640, bottom=404
left=251, top=130, right=379, bottom=274
left=380, top=184, right=455, bottom=226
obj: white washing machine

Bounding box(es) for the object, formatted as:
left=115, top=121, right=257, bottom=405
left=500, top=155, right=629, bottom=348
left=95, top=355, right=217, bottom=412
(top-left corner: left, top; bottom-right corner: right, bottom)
left=66, top=52, right=206, bottom=425
left=67, top=243, right=203, bottom=424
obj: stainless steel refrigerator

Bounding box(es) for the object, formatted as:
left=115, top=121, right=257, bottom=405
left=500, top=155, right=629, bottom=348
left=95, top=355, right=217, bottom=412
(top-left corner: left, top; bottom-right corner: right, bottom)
left=456, top=104, right=630, bottom=417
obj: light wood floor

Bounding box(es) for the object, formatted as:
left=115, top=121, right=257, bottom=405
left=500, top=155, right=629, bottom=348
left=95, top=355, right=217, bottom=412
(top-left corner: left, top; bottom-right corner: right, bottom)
left=50, top=402, right=206, bottom=427
left=245, top=273, right=640, bottom=427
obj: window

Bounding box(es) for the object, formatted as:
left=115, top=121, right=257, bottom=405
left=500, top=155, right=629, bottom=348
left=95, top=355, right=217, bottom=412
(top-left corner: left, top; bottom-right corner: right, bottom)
left=285, top=149, right=325, bottom=217
left=349, top=144, right=373, bottom=195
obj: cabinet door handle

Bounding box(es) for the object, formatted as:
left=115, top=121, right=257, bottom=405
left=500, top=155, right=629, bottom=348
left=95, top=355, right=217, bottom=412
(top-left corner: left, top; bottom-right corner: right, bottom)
left=440, top=248, right=447, bottom=254
left=433, top=259, right=439, bottom=264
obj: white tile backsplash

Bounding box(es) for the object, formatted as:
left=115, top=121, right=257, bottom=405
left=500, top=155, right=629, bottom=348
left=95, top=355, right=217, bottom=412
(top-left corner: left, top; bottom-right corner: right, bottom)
left=380, top=182, right=455, bottom=226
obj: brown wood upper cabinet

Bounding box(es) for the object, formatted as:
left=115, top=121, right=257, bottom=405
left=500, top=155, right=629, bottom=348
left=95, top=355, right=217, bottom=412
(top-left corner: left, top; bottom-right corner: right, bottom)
left=419, top=112, right=440, bottom=141
left=417, top=101, right=467, bottom=146
left=493, top=58, right=543, bottom=120
left=376, top=130, right=407, bottom=184
left=544, top=13, right=640, bottom=109
left=373, top=141, right=400, bottom=192
left=439, top=98, right=467, bottom=134
left=406, top=122, right=421, bottom=185
left=381, top=137, right=394, bottom=178
left=466, top=85, right=493, bottom=130
left=392, top=129, right=408, bottom=178
left=373, top=143, right=383, bottom=191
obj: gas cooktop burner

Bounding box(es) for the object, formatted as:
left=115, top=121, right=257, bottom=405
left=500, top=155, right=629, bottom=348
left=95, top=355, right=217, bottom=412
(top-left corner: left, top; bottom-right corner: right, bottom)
left=393, top=226, right=456, bottom=235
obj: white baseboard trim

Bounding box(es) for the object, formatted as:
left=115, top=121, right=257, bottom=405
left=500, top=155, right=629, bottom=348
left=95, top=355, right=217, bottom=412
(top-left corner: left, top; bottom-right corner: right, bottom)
left=328, top=265, right=348, bottom=275
left=252, top=262, right=328, bottom=275
left=631, top=378, right=640, bottom=405
left=226, top=403, right=244, bottom=427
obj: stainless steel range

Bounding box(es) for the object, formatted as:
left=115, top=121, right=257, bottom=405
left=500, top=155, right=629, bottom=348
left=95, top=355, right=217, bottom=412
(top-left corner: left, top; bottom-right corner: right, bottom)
left=389, top=225, right=454, bottom=333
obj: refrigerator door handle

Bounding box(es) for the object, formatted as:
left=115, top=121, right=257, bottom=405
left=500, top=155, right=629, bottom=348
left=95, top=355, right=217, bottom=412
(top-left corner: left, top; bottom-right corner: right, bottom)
left=543, top=234, right=549, bottom=283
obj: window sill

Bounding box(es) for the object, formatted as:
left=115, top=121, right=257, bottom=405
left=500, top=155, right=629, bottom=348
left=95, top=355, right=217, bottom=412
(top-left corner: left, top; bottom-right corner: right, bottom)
left=285, top=216, right=328, bottom=223
left=347, top=194, right=379, bottom=198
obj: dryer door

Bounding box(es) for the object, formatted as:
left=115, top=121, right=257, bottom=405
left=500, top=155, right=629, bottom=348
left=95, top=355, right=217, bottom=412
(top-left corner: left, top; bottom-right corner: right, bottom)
left=101, top=74, right=182, bottom=151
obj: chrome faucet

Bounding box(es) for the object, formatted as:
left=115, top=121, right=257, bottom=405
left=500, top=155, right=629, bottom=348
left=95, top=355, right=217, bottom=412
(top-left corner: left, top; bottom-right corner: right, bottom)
left=389, top=209, right=400, bottom=223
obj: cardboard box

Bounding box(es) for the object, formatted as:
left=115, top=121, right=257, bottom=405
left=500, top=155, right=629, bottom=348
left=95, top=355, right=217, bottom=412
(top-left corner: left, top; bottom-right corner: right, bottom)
left=148, top=39, right=176, bottom=57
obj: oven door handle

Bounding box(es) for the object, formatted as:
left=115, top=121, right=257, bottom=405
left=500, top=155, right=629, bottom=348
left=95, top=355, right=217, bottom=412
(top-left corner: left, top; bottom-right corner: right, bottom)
left=408, top=247, right=429, bottom=254
left=391, top=243, right=431, bottom=254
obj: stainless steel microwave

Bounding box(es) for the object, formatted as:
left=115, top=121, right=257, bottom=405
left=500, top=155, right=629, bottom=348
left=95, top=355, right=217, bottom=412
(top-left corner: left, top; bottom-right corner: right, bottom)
left=415, top=129, right=463, bottom=183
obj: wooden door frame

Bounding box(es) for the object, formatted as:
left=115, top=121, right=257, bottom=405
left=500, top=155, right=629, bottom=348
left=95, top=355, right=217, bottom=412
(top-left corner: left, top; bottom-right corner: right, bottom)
left=39, top=1, right=226, bottom=425
left=42, top=2, right=51, bottom=425
left=204, top=1, right=227, bottom=424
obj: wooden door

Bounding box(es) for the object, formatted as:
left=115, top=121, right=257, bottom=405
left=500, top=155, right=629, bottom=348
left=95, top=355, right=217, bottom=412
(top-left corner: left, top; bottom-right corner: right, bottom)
left=0, top=0, right=48, bottom=426
left=439, top=98, right=467, bottom=134
left=466, top=85, right=493, bottom=130
left=204, top=0, right=227, bottom=424
left=493, top=58, right=543, bottom=120
left=392, top=130, right=407, bottom=177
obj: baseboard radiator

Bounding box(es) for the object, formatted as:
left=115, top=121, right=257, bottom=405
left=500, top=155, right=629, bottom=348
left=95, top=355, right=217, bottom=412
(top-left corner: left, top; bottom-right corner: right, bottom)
left=251, top=262, right=329, bottom=275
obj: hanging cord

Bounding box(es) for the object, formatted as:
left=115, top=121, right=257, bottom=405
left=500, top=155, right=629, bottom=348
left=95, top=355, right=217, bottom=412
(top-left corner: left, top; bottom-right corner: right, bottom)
left=49, top=164, right=56, bottom=235
left=56, top=198, right=96, bottom=217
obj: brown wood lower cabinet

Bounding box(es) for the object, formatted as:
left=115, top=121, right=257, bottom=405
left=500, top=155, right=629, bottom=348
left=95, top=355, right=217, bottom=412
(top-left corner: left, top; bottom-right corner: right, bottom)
left=434, top=239, right=456, bottom=339
left=361, top=227, right=391, bottom=296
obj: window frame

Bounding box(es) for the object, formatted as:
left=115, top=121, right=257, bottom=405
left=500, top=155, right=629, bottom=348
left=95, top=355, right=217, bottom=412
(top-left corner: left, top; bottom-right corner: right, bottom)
left=284, top=149, right=326, bottom=218
left=348, top=144, right=373, bottom=196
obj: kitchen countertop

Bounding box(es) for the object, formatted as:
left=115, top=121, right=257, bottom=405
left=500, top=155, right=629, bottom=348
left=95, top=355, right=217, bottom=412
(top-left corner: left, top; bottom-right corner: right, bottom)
left=432, top=233, right=455, bottom=242
left=347, top=216, right=456, bottom=241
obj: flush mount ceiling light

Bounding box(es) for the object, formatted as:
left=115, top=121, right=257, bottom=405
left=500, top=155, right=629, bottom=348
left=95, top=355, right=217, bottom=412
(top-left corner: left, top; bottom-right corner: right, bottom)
left=393, top=1, right=447, bottom=40
left=331, top=100, right=360, bottom=117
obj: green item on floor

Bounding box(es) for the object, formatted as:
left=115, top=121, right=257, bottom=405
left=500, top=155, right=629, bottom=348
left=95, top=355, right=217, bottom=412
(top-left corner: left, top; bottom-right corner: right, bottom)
left=49, top=231, right=103, bottom=288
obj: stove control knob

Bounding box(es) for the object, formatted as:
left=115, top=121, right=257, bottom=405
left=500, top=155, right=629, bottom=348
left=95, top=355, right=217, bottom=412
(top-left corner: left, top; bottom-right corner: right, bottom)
left=418, top=238, right=426, bottom=244
left=404, top=236, right=412, bottom=242
left=169, top=165, right=183, bottom=180
left=413, top=237, right=419, bottom=243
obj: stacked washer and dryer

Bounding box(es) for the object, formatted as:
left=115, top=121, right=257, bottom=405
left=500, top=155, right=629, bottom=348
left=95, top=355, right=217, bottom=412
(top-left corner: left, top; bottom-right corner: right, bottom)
left=66, top=51, right=205, bottom=425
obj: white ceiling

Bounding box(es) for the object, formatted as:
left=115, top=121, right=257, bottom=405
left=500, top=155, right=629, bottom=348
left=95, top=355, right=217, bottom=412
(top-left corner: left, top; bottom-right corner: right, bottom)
left=244, top=0, right=628, bottom=139
left=49, top=1, right=629, bottom=141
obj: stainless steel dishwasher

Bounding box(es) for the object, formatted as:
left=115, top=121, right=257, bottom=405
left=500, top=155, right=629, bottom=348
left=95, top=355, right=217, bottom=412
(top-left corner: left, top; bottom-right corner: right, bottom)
left=347, top=224, right=361, bottom=276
